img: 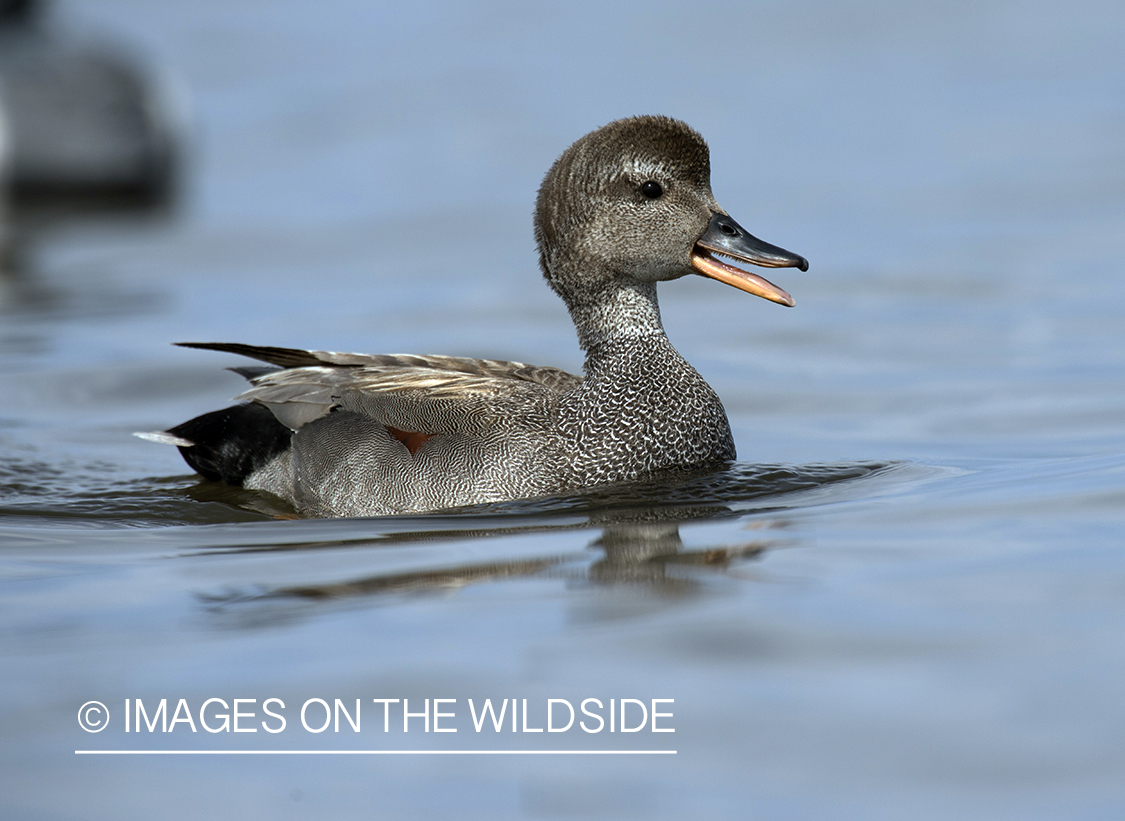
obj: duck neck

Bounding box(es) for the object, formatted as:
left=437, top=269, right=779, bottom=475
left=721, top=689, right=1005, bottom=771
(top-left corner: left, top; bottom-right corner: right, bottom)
left=567, top=281, right=668, bottom=364
left=554, top=277, right=736, bottom=483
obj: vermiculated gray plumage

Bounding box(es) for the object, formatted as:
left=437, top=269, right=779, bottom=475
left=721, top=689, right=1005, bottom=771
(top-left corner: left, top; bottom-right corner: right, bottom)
left=151, top=116, right=808, bottom=518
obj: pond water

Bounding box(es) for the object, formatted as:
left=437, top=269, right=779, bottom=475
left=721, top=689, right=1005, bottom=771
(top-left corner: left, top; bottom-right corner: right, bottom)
left=2, top=1, right=1124, bottom=819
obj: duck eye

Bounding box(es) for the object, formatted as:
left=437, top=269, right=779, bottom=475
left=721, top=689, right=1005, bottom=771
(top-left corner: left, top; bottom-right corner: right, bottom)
left=640, top=181, right=663, bottom=199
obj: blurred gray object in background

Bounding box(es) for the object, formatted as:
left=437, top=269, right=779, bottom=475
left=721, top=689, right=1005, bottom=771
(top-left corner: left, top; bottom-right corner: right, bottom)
left=0, top=0, right=181, bottom=209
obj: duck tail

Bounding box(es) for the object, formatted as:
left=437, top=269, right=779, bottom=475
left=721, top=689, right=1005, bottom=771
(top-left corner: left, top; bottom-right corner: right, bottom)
left=140, top=403, right=292, bottom=485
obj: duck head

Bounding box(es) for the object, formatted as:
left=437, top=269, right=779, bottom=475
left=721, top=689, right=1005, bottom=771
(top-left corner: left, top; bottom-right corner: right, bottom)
left=534, top=115, right=808, bottom=310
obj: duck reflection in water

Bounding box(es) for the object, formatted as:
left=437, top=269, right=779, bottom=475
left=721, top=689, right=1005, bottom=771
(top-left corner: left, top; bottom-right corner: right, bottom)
left=191, top=463, right=879, bottom=610
left=209, top=518, right=779, bottom=608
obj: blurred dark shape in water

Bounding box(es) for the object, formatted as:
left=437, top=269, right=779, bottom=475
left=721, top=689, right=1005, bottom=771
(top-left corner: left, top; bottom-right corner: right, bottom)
left=0, top=0, right=184, bottom=279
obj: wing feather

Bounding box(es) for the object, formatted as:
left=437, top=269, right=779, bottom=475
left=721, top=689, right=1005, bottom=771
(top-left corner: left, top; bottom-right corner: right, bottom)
left=183, top=342, right=582, bottom=433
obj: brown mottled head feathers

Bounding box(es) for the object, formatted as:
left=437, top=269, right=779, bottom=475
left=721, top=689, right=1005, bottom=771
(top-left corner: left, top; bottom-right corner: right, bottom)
left=534, top=116, right=720, bottom=308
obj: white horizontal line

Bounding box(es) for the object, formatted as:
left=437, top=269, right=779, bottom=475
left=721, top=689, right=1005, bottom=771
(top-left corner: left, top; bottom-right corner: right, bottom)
left=75, top=749, right=676, bottom=755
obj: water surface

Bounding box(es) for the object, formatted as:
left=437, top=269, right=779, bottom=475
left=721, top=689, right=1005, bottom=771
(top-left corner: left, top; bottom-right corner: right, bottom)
left=2, top=1, right=1124, bottom=819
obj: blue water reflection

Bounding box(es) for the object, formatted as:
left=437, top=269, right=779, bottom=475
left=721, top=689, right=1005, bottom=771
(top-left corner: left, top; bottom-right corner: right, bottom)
left=2, top=0, right=1124, bottom=818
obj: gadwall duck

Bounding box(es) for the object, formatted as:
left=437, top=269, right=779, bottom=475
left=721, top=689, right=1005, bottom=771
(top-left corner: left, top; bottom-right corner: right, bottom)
left=143, top=116, right=808, bottom=517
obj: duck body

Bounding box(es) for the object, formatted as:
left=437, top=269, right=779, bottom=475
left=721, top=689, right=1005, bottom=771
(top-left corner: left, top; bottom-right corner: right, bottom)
left=153, top=116, right=808, bottom=518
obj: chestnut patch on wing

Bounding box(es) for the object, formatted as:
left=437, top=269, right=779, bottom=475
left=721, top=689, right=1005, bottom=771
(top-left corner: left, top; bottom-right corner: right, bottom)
left=386, top=425, right=435, bottom=456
